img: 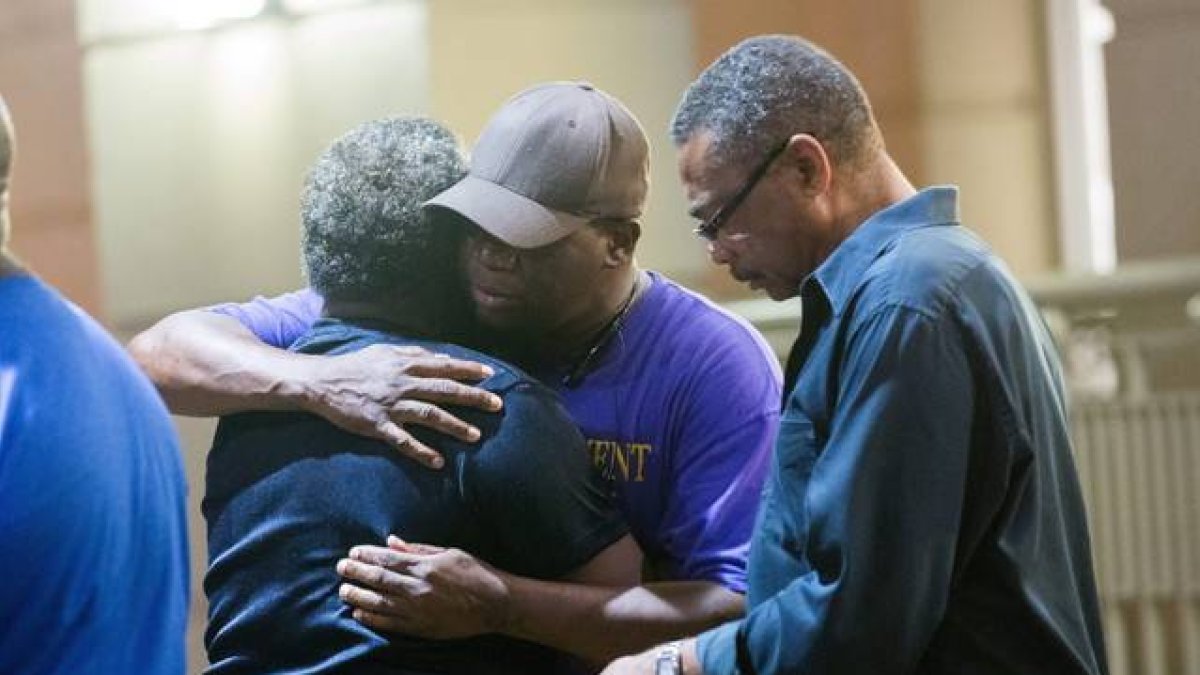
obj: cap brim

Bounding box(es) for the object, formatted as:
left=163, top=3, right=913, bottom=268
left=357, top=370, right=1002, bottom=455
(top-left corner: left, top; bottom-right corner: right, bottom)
left=424, top=175, right=590, bottom=250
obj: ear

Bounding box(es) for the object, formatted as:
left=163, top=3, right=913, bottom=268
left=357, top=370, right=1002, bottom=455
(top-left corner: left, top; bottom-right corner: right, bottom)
left=600, top=219, right=641, bottom=267
left=783, top=133, right=833, bottom=196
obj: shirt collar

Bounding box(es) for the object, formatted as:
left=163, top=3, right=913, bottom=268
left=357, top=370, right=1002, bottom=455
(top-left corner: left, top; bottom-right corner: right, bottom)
left=803, top=185, right=960, bottom=316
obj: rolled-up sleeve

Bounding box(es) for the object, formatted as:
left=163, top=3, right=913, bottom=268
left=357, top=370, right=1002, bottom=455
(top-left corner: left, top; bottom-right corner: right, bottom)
left=207, top=288, right=323, bottom=349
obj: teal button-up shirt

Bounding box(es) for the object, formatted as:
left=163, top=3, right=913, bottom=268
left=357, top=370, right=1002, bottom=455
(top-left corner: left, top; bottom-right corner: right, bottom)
left=697, top=187, right=1107, bottom=674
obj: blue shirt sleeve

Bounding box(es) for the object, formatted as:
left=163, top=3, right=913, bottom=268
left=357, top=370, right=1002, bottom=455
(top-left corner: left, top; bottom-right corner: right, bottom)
left=207, top=288, right=324, bottom=349
left=699, top=305, right=974, bottom=673
left=656, top=327, right=780, bottom=593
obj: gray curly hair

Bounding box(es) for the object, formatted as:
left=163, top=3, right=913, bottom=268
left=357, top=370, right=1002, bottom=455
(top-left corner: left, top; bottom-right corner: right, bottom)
left=301, top=116, right=467, bottom=302
left=670, top=35, right=880, bottom=173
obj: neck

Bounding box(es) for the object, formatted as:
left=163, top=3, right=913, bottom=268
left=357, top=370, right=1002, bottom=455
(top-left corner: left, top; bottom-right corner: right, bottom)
left=322, top=297, right=439, bottom=340
left=558, top=265, right=643, bottom=359
left=496, top=265, right=644, bottom=371
left=830, top=152, right=916, bottom=243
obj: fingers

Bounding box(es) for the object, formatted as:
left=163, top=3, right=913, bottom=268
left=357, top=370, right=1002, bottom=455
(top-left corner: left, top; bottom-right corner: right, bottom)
left=397, top=353, right=494, bottom=382
left=347, top=544, right=419, bottom=568
left=358, top=345, right=501, bottom=411
left=337, top=555, right=431, bottom=635
left=336, top=543, right=494, bottom=640
left=387, top=535, right=444, bottom=555
left=339, top=580, right=413, bottom=619
left=372, top=420, right=446, bottom=470
left=396, top=377, right=503, bottom=413
left=360, top=344, right=490, bottom=383
left=387, top=400, right=481, bottom=445
left=337, top=558, right=421, bottom=596
left=352, top=608, right=408, bottom=634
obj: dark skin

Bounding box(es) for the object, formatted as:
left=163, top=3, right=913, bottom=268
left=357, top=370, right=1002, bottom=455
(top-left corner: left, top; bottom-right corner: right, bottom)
left=460, top=219, right=645, bottom=374
left=128, top=178, right=741, bottom=661
left=335, top=217, right=746, bottom=663
left=242, top=244, right=647, bottom=668
left=127, top=221, right=643, bottom=469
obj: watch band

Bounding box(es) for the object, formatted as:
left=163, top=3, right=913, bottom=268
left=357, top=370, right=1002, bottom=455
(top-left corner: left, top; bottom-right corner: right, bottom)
left=655, top=640, right=683, bottom=675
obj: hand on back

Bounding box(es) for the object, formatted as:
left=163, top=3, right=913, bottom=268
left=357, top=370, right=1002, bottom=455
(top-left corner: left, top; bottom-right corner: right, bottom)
left=303, top=344, right=503, bottom=469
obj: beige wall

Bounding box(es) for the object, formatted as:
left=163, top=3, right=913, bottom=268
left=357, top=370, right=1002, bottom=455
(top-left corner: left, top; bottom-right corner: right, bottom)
left=0, top=0, right=100, bottom=315
left=83, top=1, right=432, bottom=329
left=1105, top=0, right=1200, bottom=262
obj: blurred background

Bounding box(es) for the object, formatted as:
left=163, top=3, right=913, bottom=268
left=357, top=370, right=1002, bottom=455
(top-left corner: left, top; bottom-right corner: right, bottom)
left=1, top=0, right=1197, bottom=672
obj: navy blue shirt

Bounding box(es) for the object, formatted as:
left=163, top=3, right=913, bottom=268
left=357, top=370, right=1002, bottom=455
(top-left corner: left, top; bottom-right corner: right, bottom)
left=203, top=318, right=628, bottom=674
left=0, top=275, right=190, bottom=674
left=698, top=188, right=1108, bottom=674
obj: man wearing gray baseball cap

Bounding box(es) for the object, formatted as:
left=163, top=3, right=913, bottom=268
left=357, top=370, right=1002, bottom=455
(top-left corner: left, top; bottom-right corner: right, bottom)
left=337, top=81, right=780, bottom=662
left=131, top=82, right=781, bottom=662
left=427, top=82, right=649, bottom=249
left=425, top=82, right=653, bottom=348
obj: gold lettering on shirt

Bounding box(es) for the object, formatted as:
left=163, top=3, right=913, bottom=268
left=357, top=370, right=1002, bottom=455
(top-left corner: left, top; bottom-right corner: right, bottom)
left=587, top=439, right=653, bottom=482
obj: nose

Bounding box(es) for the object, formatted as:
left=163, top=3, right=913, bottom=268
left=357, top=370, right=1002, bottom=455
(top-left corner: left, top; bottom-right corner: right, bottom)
left=706, top=238, right=734, bottom=265
left=472, top=237, right=519, bottom=271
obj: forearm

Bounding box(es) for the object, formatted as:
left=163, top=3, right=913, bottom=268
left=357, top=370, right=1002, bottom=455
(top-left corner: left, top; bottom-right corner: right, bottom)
left=128, top=310, right=314, bottom=416
left=501, top=575, right=743, bottom=663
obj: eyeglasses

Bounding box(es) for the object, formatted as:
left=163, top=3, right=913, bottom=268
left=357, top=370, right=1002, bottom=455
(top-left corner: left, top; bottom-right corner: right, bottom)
left=692, top=140, right=789, bottom=242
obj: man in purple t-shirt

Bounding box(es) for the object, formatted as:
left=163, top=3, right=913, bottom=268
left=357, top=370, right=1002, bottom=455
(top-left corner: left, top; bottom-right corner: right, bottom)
left=132, top=83, right=779, bottom=662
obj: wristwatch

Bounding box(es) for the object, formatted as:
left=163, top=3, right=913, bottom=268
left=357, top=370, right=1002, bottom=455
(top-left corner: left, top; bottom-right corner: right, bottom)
left=655, top=641, right=683, bottom=675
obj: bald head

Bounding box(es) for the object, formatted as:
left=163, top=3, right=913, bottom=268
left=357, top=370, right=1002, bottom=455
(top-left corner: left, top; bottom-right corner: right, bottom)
left=0, top=95, right=13, bottom=249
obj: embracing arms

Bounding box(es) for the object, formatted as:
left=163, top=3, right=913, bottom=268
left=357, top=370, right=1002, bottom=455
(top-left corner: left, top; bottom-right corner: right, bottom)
left=338, top=539, right=742, bottom=663
left=335, top=332, right=780, bottom=663
left=128, top=293, right=500, bottom=467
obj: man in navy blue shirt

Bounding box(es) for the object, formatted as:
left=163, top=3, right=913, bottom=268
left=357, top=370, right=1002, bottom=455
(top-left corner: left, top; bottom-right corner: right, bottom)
left=203, top=116, right=637, bottom=674
left=604, top=35, right=1108, bottom=674
left=0, top=94, right=190, bottom=674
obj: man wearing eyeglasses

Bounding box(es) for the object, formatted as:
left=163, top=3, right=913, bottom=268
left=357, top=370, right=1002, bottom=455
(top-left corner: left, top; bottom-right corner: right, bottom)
left=603, top=35, right=1108, bottom=675
left=131, top=82, right=781, bottom=663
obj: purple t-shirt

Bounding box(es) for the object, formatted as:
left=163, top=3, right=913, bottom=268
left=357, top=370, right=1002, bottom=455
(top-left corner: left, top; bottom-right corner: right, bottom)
left=210, top=271, right=780, bottom=592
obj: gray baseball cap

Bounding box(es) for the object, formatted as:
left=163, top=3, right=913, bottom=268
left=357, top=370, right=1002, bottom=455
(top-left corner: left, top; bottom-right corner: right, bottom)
left=425, top=81, right=649, bottom=249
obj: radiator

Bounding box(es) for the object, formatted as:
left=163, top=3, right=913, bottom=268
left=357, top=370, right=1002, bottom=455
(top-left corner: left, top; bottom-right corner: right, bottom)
left=1071, top=392, right=1200, bottom=675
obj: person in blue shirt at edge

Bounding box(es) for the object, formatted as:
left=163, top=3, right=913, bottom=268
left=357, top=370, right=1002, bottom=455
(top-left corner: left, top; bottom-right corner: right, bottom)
left=131, top=83, right=780, bottom=663
left=0, top=93, right=190, bottom=674
left=202, top=116, right=640, bottom=673
left=600, top=34, right=1110, bottom=675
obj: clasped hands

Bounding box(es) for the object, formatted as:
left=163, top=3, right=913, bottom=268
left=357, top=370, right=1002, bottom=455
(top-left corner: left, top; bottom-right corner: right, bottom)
left=336, top=536, right=698, bottom=674
left=336, top=535, right=511, bottom=639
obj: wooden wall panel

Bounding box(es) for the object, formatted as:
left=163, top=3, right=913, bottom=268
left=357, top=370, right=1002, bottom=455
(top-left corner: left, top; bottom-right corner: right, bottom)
left=0, top=0, right=100, bottom=316
left=1105, top=0, right=1200, bottom=261
left=689, top=0, right=923, bottom=182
